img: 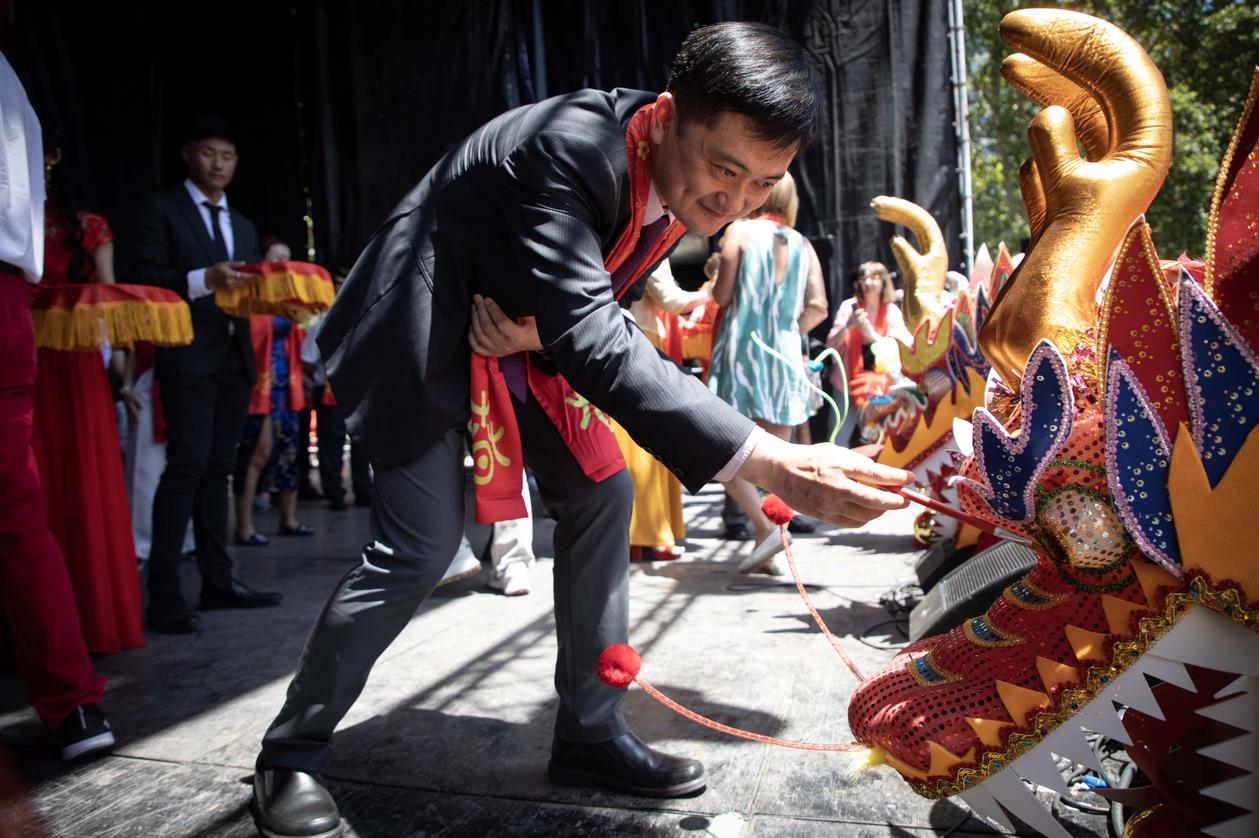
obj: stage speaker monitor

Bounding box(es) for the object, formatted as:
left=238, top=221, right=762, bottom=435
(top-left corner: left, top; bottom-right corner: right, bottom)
left=915, top=539, right=961, bottom=592
left=908, top=541, right=1038, bottom=642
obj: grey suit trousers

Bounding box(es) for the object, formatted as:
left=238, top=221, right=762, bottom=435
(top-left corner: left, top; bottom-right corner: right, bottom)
left=260, top=393, right=634, bottom=772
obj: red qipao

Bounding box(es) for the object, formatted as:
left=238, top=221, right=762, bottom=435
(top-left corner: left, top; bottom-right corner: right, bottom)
left=29, top=206, right=144, bottom=654
left=469, top=103, right=686, bottom=523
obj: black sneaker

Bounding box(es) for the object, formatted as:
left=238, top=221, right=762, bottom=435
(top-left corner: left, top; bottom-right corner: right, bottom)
left=55, top=705, right=115, bottom=760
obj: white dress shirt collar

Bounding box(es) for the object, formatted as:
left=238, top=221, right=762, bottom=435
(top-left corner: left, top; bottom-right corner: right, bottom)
left=183, top=178, right=235, bottom=262
left=184, top=178, right=227, bottom=211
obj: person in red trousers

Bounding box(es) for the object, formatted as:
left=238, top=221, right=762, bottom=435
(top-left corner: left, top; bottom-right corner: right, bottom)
left=0, top=51, right=114, bottom=761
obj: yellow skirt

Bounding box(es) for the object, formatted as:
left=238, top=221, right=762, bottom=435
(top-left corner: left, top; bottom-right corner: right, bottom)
left=612, top=421, right=686, bottom=549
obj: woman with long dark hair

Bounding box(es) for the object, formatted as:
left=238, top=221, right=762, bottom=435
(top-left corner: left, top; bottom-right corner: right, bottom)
left=30, top=127, right=144, bottom=654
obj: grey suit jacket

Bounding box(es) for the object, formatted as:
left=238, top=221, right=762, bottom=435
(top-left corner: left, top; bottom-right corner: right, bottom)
left=136, top=187, right=259, bottom=381
left=319, top=87, right=753, bottom=491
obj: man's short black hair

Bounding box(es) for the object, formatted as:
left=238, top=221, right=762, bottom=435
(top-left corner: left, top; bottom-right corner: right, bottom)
left=184, top=114, right=236, bottom=146
left=667, top=22, right=820, bottom=150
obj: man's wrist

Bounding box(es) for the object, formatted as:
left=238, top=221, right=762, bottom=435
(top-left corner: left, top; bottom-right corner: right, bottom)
left=729, top=427, right=788, bottom=487
left=715, top=426, right=766, bottom=483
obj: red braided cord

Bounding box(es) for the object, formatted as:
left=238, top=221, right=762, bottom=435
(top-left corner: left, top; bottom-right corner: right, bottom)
left=634, top=678, right=865, bottom=751
left=780, top=526, right=866, bottom=683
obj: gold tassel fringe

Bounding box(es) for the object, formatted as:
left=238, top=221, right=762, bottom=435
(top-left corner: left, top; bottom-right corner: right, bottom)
left=33, top=301, right=194, bottom=351
left=215, top=271, right=334, bottom=318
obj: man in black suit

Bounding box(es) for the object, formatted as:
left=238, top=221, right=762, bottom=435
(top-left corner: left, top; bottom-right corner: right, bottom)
left=137, top=117, right=282, bottom=635
left=252, top=24, right=912, bottom=836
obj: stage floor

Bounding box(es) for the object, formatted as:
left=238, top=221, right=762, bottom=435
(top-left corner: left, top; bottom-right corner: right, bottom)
left=0, top=481, right=1107, bottom=837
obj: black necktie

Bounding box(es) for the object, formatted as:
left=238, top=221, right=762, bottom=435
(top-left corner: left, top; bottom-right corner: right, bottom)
left=202, top=201, right=229, bottom=260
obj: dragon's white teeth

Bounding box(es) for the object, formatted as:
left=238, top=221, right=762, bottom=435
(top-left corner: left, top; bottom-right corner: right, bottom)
left=1077, top=700, right=1132, bottom=746
left=1135, top=653, right=1195, bottom=691
left=1201, top=772, right=1259, bottom=813
left=1112, top=668, right=1164, bottom=719
left=1203, top=813, right=1259, bottom=838
left=1012, top=745, right=1072, bottom=795
left=983, top=770, right=1073, bottom=838
left=1149, top=607, right=1259, bottom=675
left=1198, top=733, right=1258, bottom=772
left=1196, top=688, right=1259, bottom=732
left=959, top=784, right=1016, bottom=833
left=1197, top=677, right=1258, bottom=778
left=1043, top=721, right=1106, bottom=775
left=1214, top=675, right=1253, bottom=701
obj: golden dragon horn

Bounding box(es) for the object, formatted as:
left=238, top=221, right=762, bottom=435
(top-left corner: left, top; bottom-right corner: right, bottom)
left=978, top=8, right=1172, bottom=391
left=870, top=196, right=948, bottom=334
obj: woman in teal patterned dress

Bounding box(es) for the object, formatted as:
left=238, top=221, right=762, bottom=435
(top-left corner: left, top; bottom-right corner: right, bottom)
left=708, top=172, right=828, bottom=573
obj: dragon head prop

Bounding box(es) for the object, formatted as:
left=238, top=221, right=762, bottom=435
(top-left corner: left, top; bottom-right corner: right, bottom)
left=848, top=10, right=1259, bottom=837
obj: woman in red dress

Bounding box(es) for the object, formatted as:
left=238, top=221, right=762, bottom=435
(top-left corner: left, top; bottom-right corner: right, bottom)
left=29, top=139, right=144, bottom=654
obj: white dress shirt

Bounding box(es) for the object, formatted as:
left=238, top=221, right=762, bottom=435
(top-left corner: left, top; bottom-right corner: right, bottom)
left=183, top=179, right=235, bottom=300
left=0, top=53, right=46, bottom=283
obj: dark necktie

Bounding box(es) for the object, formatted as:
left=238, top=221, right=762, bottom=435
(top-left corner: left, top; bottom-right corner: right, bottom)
left=202, top=201, right=229, bottom=261
left=610, top=213, right=671, bottom=298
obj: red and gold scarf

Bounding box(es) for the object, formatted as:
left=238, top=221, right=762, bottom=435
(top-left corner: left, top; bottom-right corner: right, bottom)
left=469, top=102, right=687, bottom=523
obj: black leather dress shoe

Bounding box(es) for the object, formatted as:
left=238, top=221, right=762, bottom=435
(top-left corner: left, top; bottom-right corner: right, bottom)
left=200, top=579, right=282, bottom=610
left=146, top=609, right=200, bottom=634
left=252, top=760, right=342, bottom=838
left=549, top=731, right=706, bottom=798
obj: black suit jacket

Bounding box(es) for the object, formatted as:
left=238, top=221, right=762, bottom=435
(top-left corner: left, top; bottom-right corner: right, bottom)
left=136, top=187, right=259, bottom=381
left=319, top=88, right=753, bottom=491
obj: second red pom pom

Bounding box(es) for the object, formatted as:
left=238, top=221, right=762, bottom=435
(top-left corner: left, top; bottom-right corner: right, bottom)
left=596, top=644, right=642, bottom=689
left=761, top=494, right=794, bottom=526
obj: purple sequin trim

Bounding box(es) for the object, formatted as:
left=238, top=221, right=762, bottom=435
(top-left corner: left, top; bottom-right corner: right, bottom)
left=958, top=341, right=1075, bottom=525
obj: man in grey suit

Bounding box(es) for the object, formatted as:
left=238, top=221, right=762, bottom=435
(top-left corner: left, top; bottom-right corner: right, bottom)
left=252, top=23, right=912, bottom=837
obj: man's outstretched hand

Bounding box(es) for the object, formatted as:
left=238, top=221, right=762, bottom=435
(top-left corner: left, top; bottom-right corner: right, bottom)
left=737, top=434, right=913, bottom=528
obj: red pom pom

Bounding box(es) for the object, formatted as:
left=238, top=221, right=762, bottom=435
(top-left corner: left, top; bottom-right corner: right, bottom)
left=761, top=494, right=794, bottom=526
left=597, top=644, right=641, bottom=689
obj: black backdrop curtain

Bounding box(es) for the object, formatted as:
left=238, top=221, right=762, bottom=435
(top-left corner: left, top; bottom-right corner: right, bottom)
left=764, top=0, right=961, bottom=329
left=5, top=0, right=959, bottom=315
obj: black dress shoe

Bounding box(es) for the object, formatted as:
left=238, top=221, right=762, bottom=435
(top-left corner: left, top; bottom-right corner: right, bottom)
left=146, top=609, right=200, bottom=634
left=252, top=759, right=342, bottom=838
left=200, top=579, right=283, bottom=610
left=721, top=521, right=753, bottom=542
left=549, top=731, right=706, bottom=798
